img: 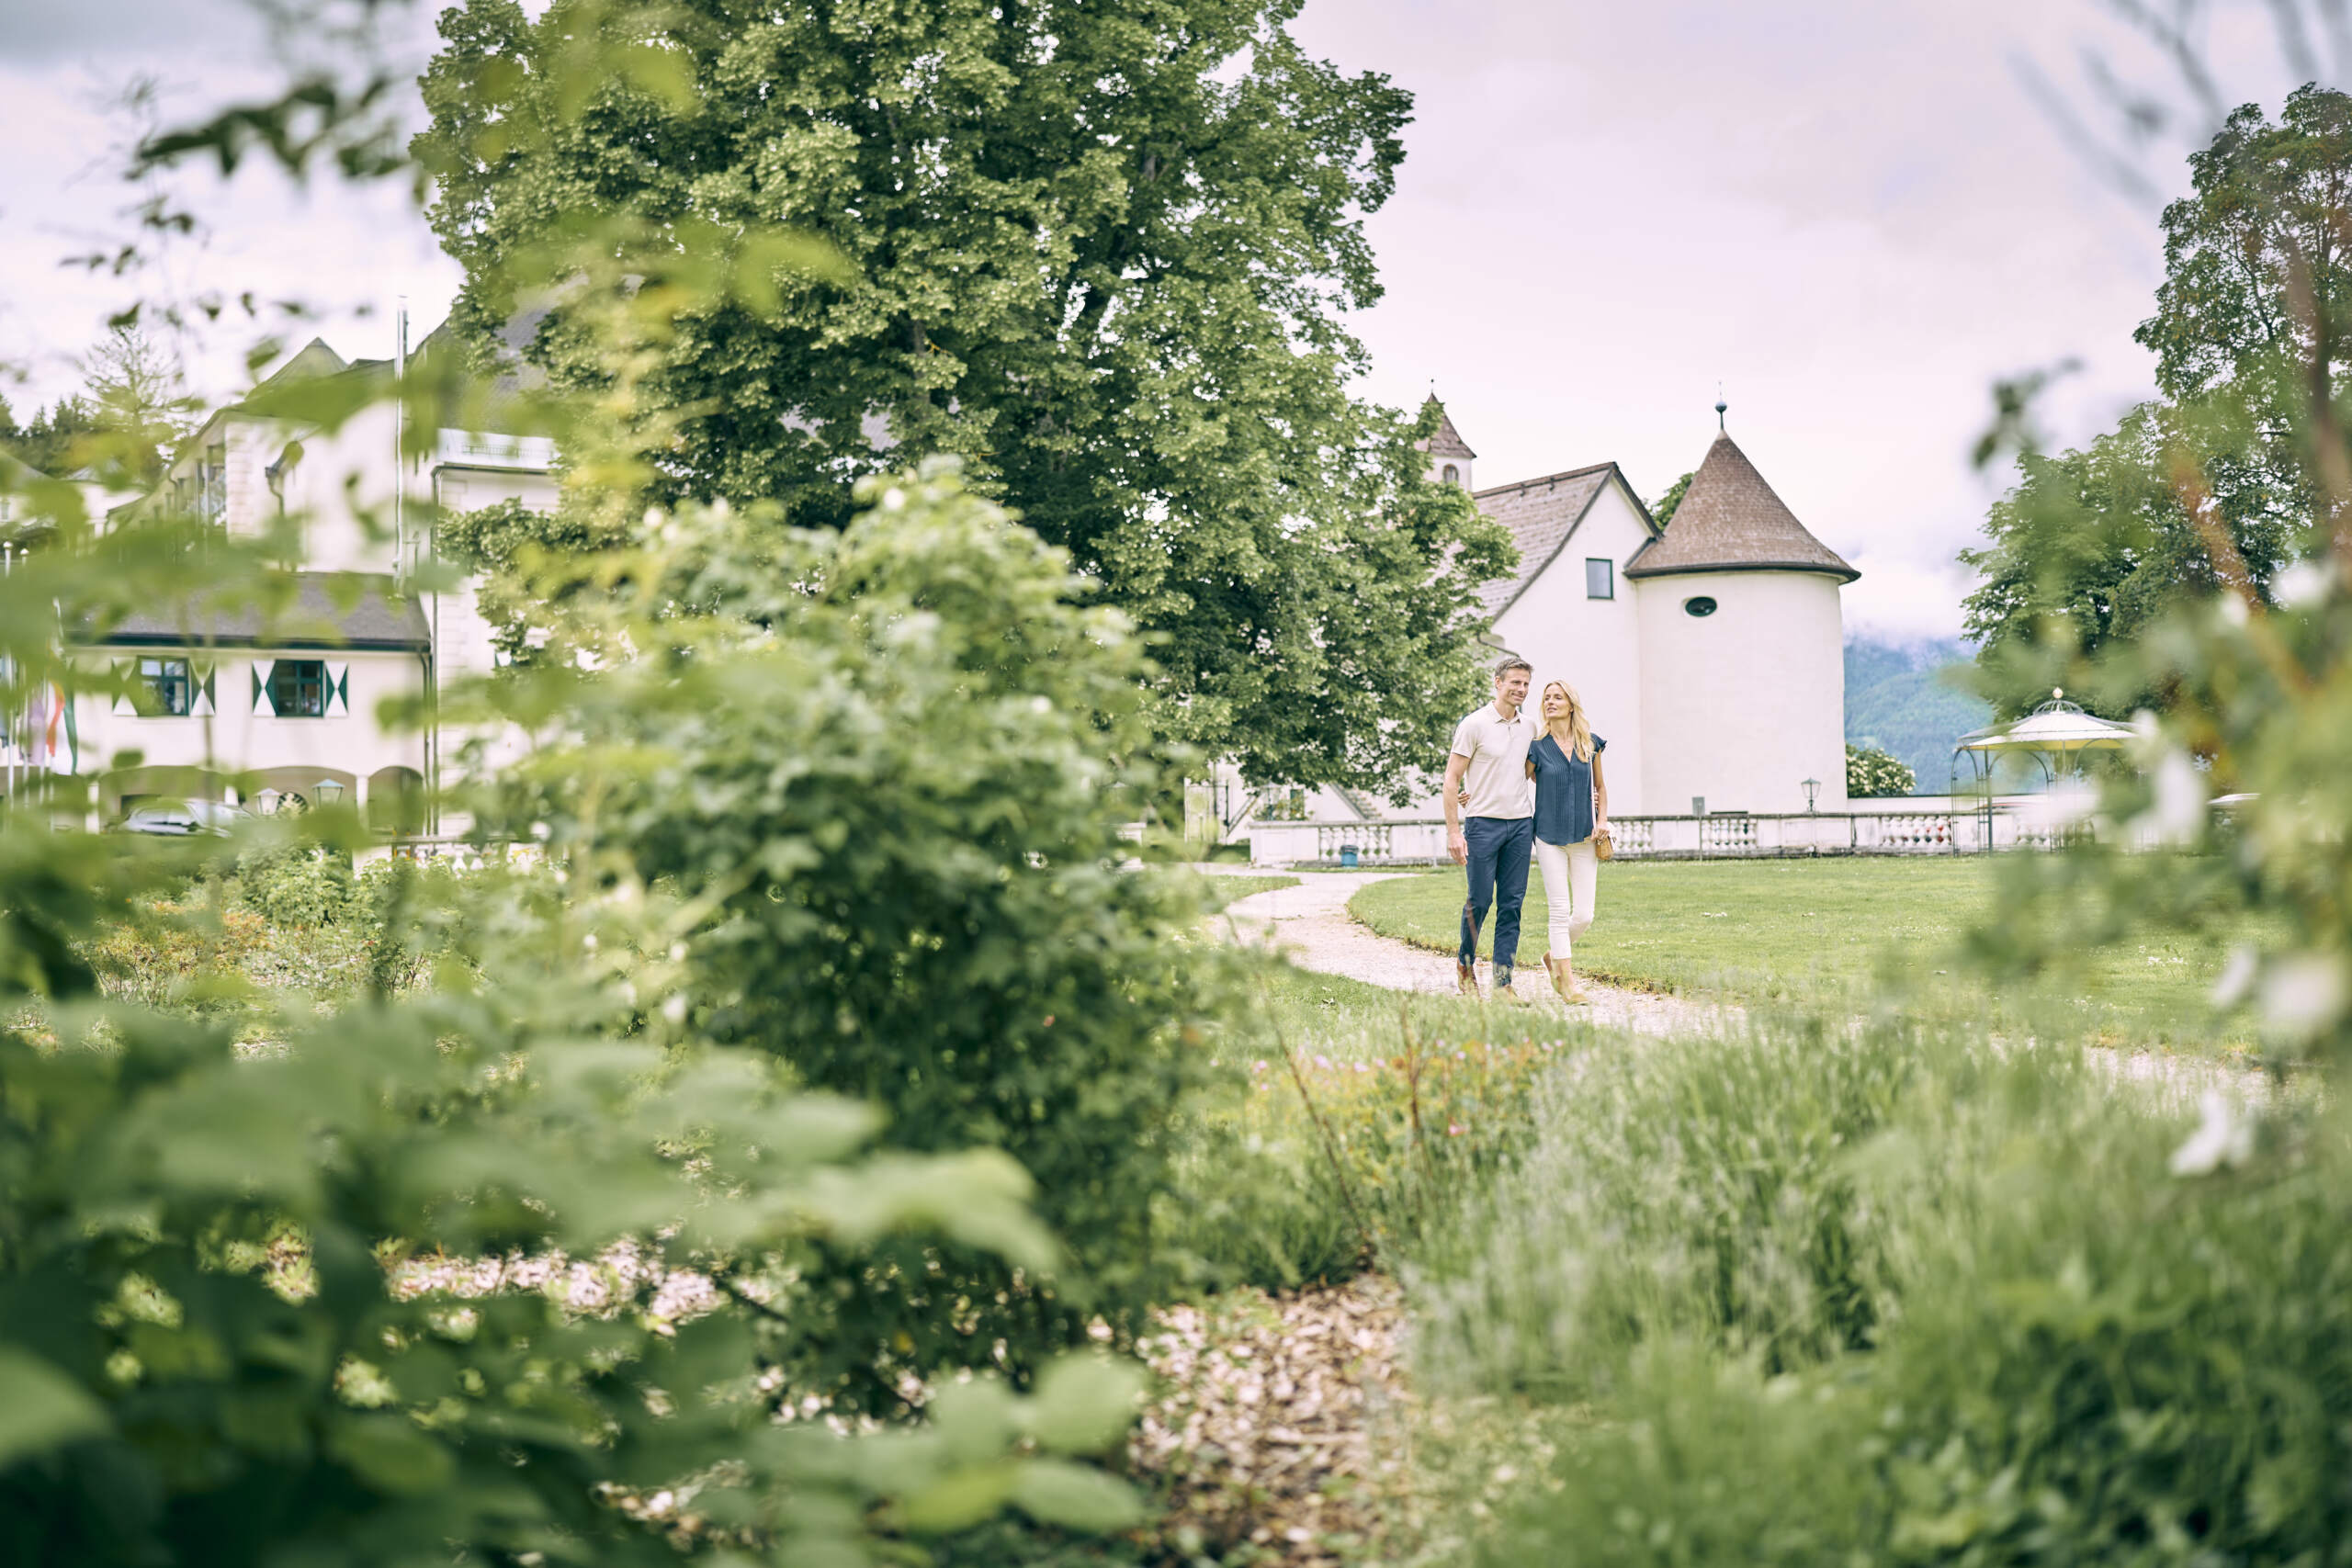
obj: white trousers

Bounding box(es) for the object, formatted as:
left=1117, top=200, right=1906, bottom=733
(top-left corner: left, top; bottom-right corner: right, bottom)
left=1532, top=837, right=1600, bottom=963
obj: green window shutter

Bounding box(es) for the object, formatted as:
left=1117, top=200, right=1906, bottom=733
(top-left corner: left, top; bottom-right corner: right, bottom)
left=326, top=662, right=350, bottom=717
left=252, top=662, right=276, bottom=716
left=111, top=660, right=134, bottom=716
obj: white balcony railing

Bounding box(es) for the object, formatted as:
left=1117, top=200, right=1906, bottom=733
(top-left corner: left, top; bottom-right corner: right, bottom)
left=1248, top=807, right=2052, bottom=867
left=435, top=429, right=557, bottom=472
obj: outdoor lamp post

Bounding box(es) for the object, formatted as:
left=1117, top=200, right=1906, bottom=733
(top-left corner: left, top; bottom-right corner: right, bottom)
left=1803, top=777, right=1820, bottom=813
left=316, top=778, right=345, bottom=807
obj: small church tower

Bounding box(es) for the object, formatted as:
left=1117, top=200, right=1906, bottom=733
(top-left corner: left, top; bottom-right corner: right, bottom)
left=1629, top=413, right=1858, bottom=815
left=1419, top=394, right=1476, bottom=490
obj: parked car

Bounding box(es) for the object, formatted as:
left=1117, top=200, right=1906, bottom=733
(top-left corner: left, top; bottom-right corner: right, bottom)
left=118, top=799, right=256, bottom=837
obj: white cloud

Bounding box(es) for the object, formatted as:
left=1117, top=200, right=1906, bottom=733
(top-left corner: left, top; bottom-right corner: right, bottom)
left=0, top=0, right=457, bottom=413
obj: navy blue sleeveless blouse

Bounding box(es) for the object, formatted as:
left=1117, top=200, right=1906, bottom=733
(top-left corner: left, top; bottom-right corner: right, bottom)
left=1532, top=732, right=1605, bottom=845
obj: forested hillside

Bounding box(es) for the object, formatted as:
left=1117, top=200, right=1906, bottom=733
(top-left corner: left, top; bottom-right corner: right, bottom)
left=1845, top=637, right=1990, bottom=794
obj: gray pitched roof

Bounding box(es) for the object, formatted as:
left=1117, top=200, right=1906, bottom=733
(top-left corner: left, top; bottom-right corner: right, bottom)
left=1623, top=432, right=1857, bottom=582
left=1471, top=463, right=1628, bottom=617
left=91, top=573, right=431, bottom=651
left=1420, top=397, right=1476, bottom=459
left=408, top=313, right=551, bottom=436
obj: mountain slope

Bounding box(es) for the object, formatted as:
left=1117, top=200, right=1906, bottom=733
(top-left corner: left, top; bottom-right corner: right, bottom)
left=1845, top=637, right=1991, bottom=795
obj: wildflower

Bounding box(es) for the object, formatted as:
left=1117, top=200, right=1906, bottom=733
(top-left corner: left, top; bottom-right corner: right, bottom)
left=2169, top=1090, right=2256, bottom=1177
left=1313, top=1054, right=1331, bottom=1068
left=1447, top=1122, right=1464, bottom=1136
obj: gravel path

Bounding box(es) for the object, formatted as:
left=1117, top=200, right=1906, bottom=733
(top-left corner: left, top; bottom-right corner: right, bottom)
left=1212, top=870, right=1734, bottom=1040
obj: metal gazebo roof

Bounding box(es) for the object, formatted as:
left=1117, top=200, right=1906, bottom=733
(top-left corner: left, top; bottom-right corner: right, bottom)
left=1951, top=691, right=2140, bottom=795
left=1955, top=693, right=2139, bottom=755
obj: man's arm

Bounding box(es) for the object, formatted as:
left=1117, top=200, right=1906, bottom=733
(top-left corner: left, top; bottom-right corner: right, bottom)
left=1443, top=751, right=1470, bottom=865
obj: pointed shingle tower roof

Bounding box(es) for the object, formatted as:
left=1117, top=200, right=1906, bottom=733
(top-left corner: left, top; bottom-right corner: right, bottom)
left=1419, top=395, right=1476, bottom=459
left=1624, top=430, right=1857, bottom=583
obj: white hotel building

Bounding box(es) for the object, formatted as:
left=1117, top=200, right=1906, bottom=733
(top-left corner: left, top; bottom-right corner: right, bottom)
left=22, top=327, right=551, bottom=829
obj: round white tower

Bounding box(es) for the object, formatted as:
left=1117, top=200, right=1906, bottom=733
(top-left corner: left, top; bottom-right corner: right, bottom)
left=1630, top=417, right=1857, bottom=815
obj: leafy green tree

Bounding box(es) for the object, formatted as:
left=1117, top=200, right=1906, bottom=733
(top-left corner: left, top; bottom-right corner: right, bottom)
left=1650, top=470, right=1693, bottom=527
left=0, top=10, right=1162, bottom=1556
left=414, top=0, right=1513, bottom=795
left=1962, top=87, right=2352, bottom=709
left=0, top=396, right=103, bottom=479
left=2139, top=85, right=2352, bottom=416
left=79, top=326, right=200, bottom=487
left=1960, top=401, right=2292, bottom=716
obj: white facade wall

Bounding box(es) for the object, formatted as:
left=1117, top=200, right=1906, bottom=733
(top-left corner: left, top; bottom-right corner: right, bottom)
left=1634, top=569, right=1848, bottom=816
left=1490, top=482, right=1653, bottom=816
left=74, top=649, right=428, bottom=805
left=93, top=391, right=554, bottom=821
left=275, top=403, right=406, bottom=573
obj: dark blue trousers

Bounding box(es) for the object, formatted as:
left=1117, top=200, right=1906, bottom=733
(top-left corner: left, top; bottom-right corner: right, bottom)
left=1459, top=815, right=1533, bottom=983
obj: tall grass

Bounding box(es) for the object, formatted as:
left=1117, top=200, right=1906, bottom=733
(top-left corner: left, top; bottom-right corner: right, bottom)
left=1409, top=1007, right=1931, bottom=1401
left=1406, top=997, right=2352, bottom=1564
left=1159, top=959, right=1623, bottom=1290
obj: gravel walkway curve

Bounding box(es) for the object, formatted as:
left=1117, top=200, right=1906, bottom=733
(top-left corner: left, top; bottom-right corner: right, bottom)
left=1212, top=869, right=1734, bottom=1040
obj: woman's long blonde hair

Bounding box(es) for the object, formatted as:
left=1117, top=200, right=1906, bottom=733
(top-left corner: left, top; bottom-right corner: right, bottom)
left=1540, top=679, right=1593, bottom=762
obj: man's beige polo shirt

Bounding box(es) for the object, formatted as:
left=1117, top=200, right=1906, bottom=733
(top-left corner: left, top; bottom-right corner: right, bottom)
left=1450, top=704, right=1535, bottom=820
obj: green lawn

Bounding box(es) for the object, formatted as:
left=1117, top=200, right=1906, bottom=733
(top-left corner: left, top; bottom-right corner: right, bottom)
left=1349, top=859, right=2264, bottom=1053
left=1216, top=955, right=1623, bottom=1070
left=1199, top=874, right=1301, bottom=909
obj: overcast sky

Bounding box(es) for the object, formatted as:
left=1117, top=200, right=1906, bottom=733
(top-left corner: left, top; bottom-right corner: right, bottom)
left=0, top=0, right=2331, bottom=640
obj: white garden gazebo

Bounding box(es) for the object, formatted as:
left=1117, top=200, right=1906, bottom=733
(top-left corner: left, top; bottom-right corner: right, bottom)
left=1950, top=689, right=2140, bottom=848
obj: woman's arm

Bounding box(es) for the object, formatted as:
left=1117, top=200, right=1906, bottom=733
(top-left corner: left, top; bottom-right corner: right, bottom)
left=1593, top=752, right=1609, bottom=826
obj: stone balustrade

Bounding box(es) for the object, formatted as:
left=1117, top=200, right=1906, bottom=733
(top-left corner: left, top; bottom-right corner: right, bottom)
left=1247, top=805, right=2060, bottom=867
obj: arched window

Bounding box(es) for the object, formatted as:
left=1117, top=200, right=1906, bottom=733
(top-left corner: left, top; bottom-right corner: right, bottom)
left=1441, top=464, right=1459, bottom=485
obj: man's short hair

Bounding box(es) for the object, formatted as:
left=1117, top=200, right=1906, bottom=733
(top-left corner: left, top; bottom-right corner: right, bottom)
left=1493, top=656, right=1533, bottom=682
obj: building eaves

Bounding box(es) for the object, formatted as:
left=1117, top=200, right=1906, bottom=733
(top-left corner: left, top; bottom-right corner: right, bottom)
left=81, top=572, right=432, bottom=652
left=1474, top=463, right=1657, bottom=622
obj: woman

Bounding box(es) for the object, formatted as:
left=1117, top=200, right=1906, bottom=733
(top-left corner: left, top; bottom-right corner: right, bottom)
left=1525, top=680, right=1607, bottom=1002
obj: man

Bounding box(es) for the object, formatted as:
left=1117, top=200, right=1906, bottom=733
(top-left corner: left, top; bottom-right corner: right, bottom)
left=1443, top=656, right=1536, bottom=999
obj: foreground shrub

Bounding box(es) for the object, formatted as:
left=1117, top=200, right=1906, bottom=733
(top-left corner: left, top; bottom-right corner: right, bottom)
left=2, top=830, right=1147, bottom=1565
left=232, top=841, right=359, bottom=929
left=489, top=465, right=1241, bottom=1407
left=82, top=902, right=272, bottom=1012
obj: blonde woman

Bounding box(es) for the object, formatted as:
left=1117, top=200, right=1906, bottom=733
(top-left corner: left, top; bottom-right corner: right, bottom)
left=1524, top=680, right=1607, bottom=1002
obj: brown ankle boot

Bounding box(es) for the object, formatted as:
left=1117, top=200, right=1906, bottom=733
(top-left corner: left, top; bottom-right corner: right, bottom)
left=1455, top=961, right=1479, bottom=998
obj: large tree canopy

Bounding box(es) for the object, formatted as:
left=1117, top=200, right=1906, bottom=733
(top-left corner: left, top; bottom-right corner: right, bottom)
left=1961, top=402, right=2293, bottom=715
left=1963, top=85, right=2352, bottom=713
left=2139, top=84, right=2352, bottom=412
left=415, top=0, right=1511, bottom=793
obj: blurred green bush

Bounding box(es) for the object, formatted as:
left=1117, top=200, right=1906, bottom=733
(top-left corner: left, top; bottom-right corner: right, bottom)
left=481, top=464, right=1245, bottom=1409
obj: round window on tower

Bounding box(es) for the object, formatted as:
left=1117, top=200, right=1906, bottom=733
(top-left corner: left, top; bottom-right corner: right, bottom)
left=1683, top=595, right=1718, bottom=618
